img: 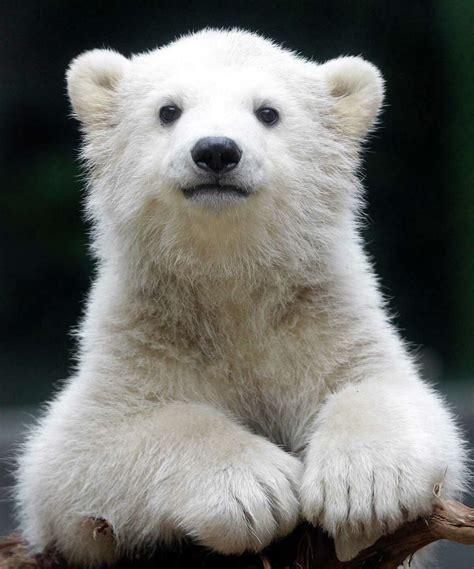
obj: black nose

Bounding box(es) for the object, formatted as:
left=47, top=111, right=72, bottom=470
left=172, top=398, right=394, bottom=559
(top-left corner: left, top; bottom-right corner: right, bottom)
left=191, top=137, right=242, bottom=174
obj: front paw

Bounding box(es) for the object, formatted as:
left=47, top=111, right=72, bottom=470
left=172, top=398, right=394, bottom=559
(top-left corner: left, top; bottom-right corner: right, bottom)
left=154, top=438, right=302, bottom=555
left=300, top=442, right=438, bottom=559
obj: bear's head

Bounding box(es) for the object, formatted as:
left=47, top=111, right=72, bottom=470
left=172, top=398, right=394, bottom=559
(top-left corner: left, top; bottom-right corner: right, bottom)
left=67, top=29, right=383, bottom=281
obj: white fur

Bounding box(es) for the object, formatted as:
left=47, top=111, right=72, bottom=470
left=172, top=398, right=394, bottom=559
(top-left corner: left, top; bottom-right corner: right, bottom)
left=15, top=29, right=467, bottom=566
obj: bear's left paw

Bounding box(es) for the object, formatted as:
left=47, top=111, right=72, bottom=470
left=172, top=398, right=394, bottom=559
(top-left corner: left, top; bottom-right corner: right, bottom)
left=300, top=443, right=438, bottom=560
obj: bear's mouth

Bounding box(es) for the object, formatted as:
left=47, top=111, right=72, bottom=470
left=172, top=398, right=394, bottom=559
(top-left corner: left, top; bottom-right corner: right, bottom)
left=181, top=183, right=250, bottom=203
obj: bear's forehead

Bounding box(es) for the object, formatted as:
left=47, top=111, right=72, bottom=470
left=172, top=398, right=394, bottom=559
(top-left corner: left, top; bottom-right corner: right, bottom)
left=130, top=66, right=286, bottom=102
left=125, top=30, right=316, bottom=103
left=131, top=29, right=304, bottom=73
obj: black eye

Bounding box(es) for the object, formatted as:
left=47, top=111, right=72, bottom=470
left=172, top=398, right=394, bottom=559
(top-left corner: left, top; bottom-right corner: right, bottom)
left=256, top=107, right=279, bottom=126
left=159, top=105, right=182, bottom=125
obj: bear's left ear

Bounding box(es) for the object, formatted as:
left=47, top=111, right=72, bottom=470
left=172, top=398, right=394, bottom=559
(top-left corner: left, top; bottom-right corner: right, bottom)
left=66, top=49, right=129, bottom=130
left=319, top=56, right=384, bottom=139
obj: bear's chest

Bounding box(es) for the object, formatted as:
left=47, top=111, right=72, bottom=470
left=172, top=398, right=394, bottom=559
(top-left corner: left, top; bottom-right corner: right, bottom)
left=193, top=336, right=331, bottom=453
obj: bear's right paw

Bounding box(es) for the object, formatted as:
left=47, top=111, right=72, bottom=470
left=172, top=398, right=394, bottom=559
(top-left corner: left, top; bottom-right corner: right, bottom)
left=153, top=439, right=303, bottom=555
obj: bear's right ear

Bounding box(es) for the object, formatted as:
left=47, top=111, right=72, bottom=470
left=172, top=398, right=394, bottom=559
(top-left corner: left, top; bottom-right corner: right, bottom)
left=67, top=49, right=129, bottom=129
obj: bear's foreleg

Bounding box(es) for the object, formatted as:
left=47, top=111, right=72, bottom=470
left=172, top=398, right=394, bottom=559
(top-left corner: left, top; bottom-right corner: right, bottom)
left=299, top=377, right=466, bottom=562
left=17, top=401, right=302, bottom=564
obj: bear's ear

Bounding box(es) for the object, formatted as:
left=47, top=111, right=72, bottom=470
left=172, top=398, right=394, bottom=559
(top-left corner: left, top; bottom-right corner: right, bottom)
left=66, top=49, right=129, bottom=129
left=319, top=56, right=384, bottom=138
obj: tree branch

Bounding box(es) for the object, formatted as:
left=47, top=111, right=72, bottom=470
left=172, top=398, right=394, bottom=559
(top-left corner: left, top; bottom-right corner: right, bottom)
left=1, top=491, right=473, bottom=569
left=292, top=495, right=474, bottom=569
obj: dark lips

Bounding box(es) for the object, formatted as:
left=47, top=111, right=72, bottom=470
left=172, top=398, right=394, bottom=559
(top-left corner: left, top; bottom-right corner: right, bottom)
left=182, top=184, right=250, bottom=199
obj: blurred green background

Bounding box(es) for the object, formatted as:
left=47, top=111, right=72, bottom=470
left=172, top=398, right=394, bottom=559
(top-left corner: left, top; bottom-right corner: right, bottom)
left=0, top=1, right=473, bottom=563
left=1, top=1, right=473, bottom=405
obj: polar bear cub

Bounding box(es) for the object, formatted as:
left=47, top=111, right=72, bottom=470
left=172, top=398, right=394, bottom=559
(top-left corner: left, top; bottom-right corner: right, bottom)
left=16, top=29, right=466, bottom=566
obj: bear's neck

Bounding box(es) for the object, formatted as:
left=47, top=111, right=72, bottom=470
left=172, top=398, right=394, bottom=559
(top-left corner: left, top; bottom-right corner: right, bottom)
left=111, top=263, right=326, bottom=358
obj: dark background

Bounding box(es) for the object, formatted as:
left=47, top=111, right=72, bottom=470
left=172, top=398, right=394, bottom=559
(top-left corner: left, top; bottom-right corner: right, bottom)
left=1, top=1, right=473, bottom=405
left=0, top=1, right=473, bottom=564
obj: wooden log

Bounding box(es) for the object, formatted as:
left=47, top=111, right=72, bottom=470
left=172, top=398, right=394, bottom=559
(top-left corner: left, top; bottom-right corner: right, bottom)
left=1, top=491, right=473, bottom=569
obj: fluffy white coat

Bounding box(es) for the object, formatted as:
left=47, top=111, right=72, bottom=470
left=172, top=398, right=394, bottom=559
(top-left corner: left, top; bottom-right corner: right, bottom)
left=15, top=29, right=467, bottom=566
